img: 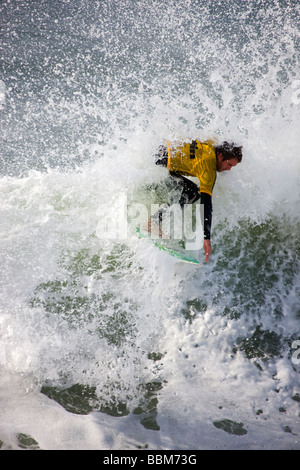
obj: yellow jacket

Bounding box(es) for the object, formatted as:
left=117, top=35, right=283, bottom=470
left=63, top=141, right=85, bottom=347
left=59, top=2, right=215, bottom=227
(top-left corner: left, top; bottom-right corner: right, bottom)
left=166, top=140, right=216, bottom=197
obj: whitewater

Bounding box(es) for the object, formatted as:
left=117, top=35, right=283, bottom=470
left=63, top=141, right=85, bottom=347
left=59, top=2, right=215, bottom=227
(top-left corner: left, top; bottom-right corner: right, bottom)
left=0, top=0, right=299, bottom=450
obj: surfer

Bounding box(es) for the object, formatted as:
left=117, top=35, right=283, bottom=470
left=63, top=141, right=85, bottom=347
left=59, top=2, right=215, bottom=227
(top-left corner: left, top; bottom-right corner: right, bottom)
left=149, top=140, right=243, bottom=262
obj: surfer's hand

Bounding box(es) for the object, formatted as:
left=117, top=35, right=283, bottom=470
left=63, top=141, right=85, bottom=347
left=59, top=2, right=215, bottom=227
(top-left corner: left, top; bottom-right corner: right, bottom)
left=203, top=240, right=211, bottom=263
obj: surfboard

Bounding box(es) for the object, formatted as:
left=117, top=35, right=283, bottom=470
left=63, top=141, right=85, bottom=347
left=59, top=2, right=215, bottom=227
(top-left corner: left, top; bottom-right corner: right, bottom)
left=136, top=227, right=200, bottom=265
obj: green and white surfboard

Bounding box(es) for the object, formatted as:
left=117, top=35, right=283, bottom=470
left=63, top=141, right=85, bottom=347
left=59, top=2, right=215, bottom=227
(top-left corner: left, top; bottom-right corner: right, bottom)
left=136, top=227, right=200, bottom=265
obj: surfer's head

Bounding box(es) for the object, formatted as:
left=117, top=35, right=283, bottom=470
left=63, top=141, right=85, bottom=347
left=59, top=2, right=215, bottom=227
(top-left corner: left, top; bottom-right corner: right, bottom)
left=215, top=142, right=243, bottom=172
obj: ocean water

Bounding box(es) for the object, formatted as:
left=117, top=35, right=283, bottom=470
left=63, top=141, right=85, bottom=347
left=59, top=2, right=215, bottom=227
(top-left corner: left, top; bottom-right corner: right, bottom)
left=0, top=0, right=299, bottom=450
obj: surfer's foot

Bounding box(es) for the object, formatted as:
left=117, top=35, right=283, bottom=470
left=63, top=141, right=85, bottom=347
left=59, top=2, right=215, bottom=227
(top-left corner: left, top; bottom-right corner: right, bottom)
left=142, top=218, right=170, bottom=239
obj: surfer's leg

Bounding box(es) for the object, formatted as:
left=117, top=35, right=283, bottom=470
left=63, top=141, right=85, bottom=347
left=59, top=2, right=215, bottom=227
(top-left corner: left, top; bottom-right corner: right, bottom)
left=145, top=174, right=199, bottom=238
left=144, top=202, right=170, bottom=238
left=145, top=150, right=200, bottom=237
left=168, top=173, right=200, bottom=207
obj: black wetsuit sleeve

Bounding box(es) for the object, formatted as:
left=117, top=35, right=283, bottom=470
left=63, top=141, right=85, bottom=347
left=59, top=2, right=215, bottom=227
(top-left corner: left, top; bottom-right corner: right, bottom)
left=200, top=192, right=212, bottom=240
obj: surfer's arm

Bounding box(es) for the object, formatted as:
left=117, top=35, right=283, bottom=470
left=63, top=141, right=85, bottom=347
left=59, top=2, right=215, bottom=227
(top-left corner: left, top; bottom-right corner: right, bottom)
left=200, top=192, right=212, bottom=239
left=200, top=192, right=212, bottom=262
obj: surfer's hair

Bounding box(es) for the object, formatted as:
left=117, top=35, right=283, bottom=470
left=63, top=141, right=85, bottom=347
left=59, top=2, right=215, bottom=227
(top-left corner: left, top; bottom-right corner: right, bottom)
left=215, top=142, right=243, bottom=162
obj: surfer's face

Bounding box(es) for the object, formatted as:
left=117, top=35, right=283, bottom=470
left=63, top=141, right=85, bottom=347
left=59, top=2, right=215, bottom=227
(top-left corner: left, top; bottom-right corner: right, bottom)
left=216, top=155, right=239, bottom=172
